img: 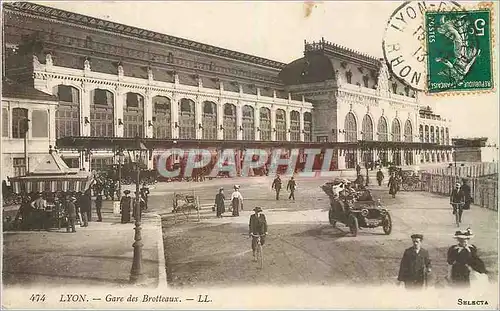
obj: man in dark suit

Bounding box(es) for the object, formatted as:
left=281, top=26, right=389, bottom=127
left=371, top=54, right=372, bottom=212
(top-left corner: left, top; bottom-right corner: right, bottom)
left=398, top=234, right=432, bottom=289
left=249, top=207, right=268, bottom=261
left=271, top=175, right=282, bottom=200
left=65, top=196, right=77, bottom=233
left=460, top=178, right=472, bottom=211
left=287, top=176, right=297, bottom=201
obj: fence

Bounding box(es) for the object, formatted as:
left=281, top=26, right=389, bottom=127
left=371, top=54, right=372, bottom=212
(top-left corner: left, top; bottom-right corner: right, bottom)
left=420, top=163, right=498, bottom=211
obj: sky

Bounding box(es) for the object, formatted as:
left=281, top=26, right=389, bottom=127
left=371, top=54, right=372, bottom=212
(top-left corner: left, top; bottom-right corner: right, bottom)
left=35, top=1, right=499, bottom=144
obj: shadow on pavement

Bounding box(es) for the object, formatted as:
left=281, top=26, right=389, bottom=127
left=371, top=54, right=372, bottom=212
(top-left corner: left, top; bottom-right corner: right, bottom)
left=2, top=271, right=130, bottom=286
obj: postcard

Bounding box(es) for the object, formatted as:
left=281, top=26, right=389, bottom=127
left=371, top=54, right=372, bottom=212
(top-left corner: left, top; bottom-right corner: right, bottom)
left=1, top=1, right=498, bottom=309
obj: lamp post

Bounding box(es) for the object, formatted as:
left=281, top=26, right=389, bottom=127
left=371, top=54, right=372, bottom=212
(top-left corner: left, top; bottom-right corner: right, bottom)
left=117, top=149, right=125, bottom=200
left=127, top=136, right=148, bottom=284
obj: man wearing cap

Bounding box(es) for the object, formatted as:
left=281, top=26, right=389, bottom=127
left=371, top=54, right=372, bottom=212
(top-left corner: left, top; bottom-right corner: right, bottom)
left=447, top=228, right=487, bottom=287
left=65, top=195, right=77, bottom=233
left=397, top=234, right=432, bottom=289
left=249, top=207, right=268, bottom=261
left=271, top=175, right=282, bottom=200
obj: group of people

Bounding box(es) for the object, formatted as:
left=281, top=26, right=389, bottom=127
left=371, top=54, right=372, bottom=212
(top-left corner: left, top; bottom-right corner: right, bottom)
left=271, top=175, right=297, bottom=201
left=397, top=229, right=488, bottom=289
left=13, top=190, right=102, bottom=233
left=213, top=185, right=244, bottom=218
left=450, top=178, right=473, bottom=225
left=119, top=186, right=150, bottom=224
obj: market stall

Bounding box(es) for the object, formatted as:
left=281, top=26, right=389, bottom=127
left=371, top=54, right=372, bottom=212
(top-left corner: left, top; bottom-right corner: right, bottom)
left=8, top=146, right=93, bottom=230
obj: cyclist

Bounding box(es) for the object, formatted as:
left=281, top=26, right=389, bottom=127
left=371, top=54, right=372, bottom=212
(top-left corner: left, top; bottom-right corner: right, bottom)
left=450, top=182, right=465, bottom=224
left=249, top=207, right=268, bottom=261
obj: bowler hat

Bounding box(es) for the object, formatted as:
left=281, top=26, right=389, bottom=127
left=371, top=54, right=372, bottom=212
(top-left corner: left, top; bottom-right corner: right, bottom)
left=411, top=234, right=424, bottom=240
left=253, top=206, right=263, bottom=212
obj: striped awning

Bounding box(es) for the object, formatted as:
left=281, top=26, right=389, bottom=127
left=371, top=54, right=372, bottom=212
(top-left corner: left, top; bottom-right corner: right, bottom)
left=8, top=176, right=93, bottom=194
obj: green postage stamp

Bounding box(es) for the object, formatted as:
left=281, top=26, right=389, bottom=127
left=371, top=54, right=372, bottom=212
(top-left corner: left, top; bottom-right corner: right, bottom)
left=425, top=6, right=494, bottom=94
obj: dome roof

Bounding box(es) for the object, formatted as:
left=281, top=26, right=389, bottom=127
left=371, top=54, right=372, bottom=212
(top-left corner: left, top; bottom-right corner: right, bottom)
left=279, top=53, right=334, bottom=85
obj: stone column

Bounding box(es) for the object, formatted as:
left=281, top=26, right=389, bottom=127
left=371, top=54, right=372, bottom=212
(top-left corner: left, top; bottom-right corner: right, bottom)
left=217, top=100, right=224, bottom=140
left=271, top=107, right=276, bottom=141
left=337, top=149, right=346, bottom=169
left=144, top=90, right=153, bottom=138
left=236, top=103, right=243, bottom=140
left=115, top=86, right=124, bottom=137
left=170, top=93, right=179, bottom=139
left=285, top=108, right=291, bottom=141
left=254, top=103, right=260, bottom=141
left=195, top=98, right=203, bottom=139
left=299, top=110, right=305, bottom=142
left=81, top=83, right=91, bottom=136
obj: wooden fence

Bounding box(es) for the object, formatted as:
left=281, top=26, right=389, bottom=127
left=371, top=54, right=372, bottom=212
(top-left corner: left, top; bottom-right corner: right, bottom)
left=420, top=164, right=498, bottom=211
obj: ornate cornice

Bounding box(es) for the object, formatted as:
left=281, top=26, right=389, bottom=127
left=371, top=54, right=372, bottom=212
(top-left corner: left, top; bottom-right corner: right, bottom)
left=4, top=2, right=286, bottom=70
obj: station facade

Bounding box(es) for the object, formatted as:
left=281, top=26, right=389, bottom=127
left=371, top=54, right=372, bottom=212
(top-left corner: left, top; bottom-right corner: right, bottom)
left=1, top=2, right=452, bottom=180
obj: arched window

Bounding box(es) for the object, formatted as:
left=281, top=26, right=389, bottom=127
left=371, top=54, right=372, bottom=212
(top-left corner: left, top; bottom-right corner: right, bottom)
left=430, top=125, right=435, bottom=143
left=404, top=120, right=412, bottom=142
left=275, top=109, right=286, bottom=141
left=12, top=108, right=28, bottom=139
left=445, top=128, right=449, bottom=145
left=392, top=119, right=401, bottom=142
left=290, top=111, right=300, bottom=141
left=259, top=107, right=271, bottom=141
left=304, top=112, right=312, bottom=142
left=242, top=105, right=254, bottom=140
left=90, top=89, right=114, bottom=137
left=361, top=114, right=373, bottom=141
left=419, top=125, right=424, bottom=142
left=344, top=112, right=357, bottom=142
left=223, top=104, right=237, bottom=140
left=424, top=125, right=429, bottom=143
left=377, top=117, right=388, bottom=141
left=124, top=92, right=144, bottom=138
left=202, top=101, right=217, bottom=140
left=435, top=127, right=440, bottom=144
left=179, top=98, right=196, bottom=139
left=56, top=85, right=80, bottom=138
left=441, top=127, right=445, bottom=145
left=153, top=96, right=171, bottom=139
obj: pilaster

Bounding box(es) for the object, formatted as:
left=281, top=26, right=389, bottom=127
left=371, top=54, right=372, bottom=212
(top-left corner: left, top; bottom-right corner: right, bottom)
left=81, top=83, right=91, bottom=136
left=285, top=108, right=291, bottom=141
left=144, top=89, right=153, bottom=138
left=236, top=103, right=243, bottom=140
left=299, top=110, right=305, bottom=142
left=254, top=103, right=260, bottom=141
left=195, top=98, right=202, bottom=139
left=171, top=93, right=179, bottom=139
left=271, top=107, right=276, bottom=141
left=217, top=100, right=224, bottom=140
left=115, top=86, right=124, bottom=137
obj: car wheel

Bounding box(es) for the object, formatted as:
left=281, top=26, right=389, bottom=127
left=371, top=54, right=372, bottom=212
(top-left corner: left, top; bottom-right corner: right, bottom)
left=383, top=213, right=392, bottom=235
left=349, top=214, right=358, bottom=237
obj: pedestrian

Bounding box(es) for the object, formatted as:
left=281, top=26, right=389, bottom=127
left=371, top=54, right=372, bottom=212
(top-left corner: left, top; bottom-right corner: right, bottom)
left=65, top=195, right=77, bottom=233
left=30, top=193, right=47, bottom=230
left=249, top=207, right=268, bottom=262
left=230, top=185, right=243, bottom=217
left=271, top=175, right=282, bottom=200
left=460, top=178, right=472, bottom=211
left=85, top=189, right=92, bottom=222
left=356, top=163, right=361, bottom=176
left=214, top=187, right=225, bottom=218
left=446, top=228, right=487, bottom=288
left=287, top=176, right=297, bottom=201
left=95, top=191, right=103, bottom=222
left=78, top=192, right=89, bottom=227
left=388, top=172, right=398, bottom=198
left=120, top=190, right=132, bottom=223
left=450, top=182, right=465, bottom=225
left=15, top=196, right=33, bottom=230
left=133, top=191, right=145, bottom=220
left=376, top=169, right=384, bottom=186
left=140, top=183, right=150, bottom=210
left=397, top=234, right=432, bottom=289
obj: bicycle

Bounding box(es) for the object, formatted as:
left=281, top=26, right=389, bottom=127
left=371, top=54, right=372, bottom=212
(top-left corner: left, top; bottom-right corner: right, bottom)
left=451, top=202, right=465, bottom=227
left=250, top=233, right=266, bottom=269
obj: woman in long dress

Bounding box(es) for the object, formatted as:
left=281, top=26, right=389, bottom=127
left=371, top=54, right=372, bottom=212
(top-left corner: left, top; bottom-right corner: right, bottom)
left=120, top=190, right=132, bottom=223
left=447, top=228, right=487, bottom=287
left=214, top=188, right=225, bottom=218
left=230, top=186, right=243, bottom=217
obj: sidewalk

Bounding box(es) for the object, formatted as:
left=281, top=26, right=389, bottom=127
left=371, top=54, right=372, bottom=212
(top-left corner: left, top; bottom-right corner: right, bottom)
left=2, top=202, right=166, bottom=288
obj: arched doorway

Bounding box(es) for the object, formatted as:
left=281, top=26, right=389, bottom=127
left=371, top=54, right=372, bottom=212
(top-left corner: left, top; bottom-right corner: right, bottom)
left=90, top=89, right=114, bottom=137
left=223, top=104, right=237, bottom=140
left=179, top=98, right=196, bottom=139
left=202, top=101, right=217, bottom=140
left=275, top=109, right=286, bottom=141
left=259, top=107, right=271, bottom=141
left=242, top=105, right=255, bottom=140
left=344, top=112, right=357, bottom=169
left=55, top=85, right=80, bottom=138
left=152, top=96, right=171, bottom=139
left=124, top=92, right=144, bottom=138
left=290, top=111, right=300, bottom=141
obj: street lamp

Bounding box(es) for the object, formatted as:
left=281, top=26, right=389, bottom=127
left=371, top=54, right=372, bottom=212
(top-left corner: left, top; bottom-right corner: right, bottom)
left=126, top=136, right=148, bottom=284
left=116, top=149, right=126, bottom=200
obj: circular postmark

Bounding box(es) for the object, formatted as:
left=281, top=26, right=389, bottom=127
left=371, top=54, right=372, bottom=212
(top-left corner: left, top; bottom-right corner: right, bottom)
left=382, top=1, right=462, bottom=91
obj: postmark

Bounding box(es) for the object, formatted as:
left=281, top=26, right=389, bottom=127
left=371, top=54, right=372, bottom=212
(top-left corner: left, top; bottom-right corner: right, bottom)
left=425, top=4, right=495, bottom=94
left=382, top=1, right=462, bottom=91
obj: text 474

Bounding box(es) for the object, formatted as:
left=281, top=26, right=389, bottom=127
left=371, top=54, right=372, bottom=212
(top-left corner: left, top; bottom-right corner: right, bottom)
left=30, top=294, right=46, bottom=302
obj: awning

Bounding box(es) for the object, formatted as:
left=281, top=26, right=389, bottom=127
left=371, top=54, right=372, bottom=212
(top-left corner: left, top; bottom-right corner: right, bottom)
left=8, top=175, right=93, bottom=194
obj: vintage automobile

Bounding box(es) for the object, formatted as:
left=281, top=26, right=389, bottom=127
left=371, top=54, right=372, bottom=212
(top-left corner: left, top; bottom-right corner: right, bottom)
left=321, top=181, right=392, bottom=237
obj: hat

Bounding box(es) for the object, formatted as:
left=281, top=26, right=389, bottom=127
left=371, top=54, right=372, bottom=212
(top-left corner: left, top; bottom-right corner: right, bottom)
left=411, top=234, right=424, bottom=240
left=234, top=185, right=240, bottom=189
left=253, top=207, right=263, bottom=212
left=454, top=228, right=474, bottom=239
left=219, top=187, right=224, bottom=191
left=124, top=190, right=131, bottom=195
left=455, top=182, right=461, bottom=187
